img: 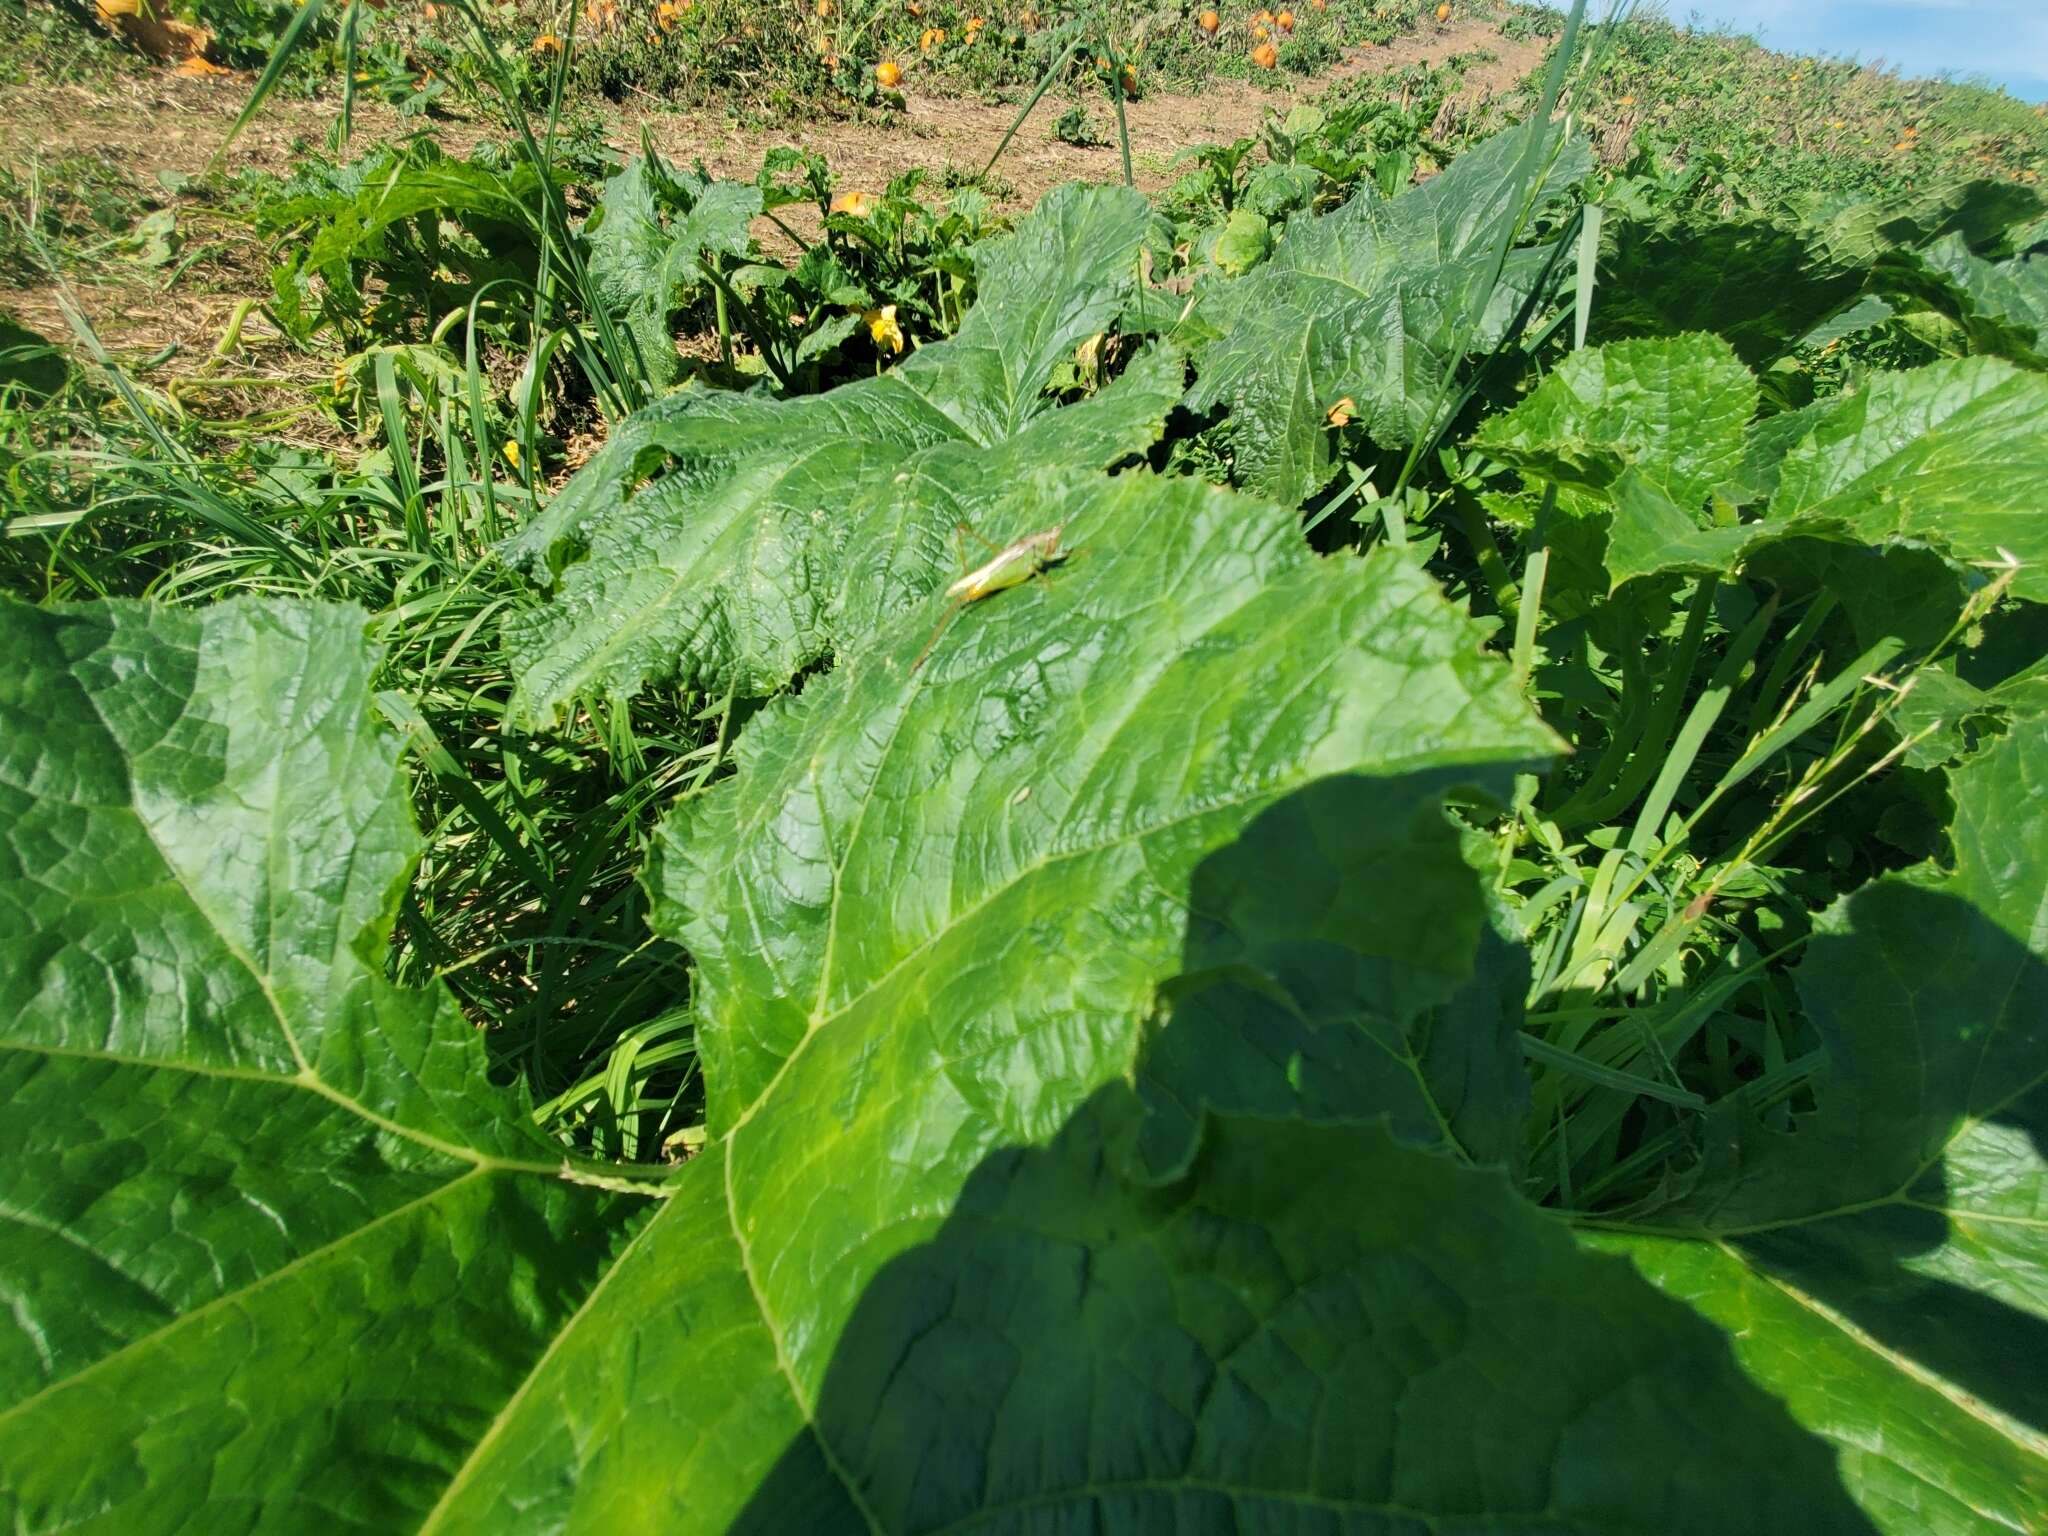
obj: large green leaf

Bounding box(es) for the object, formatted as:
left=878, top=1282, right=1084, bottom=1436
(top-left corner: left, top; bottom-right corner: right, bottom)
left=254, top=138, right=554, bottom=332
left=1805, top=178, right=2044, bottom=270
left=719, top=1101, right=1873, bottom=1534
left=1591, top=718, right=2048, bottom=1533
left=0, top=597, right=663, bottom=1532
left=657, top=469, right=1560, bottom=1134
left=7, top=483, right=2006, bottom=1531
left=503, top=185, right=1178, bottom=723
left=1180, top=120, right=1592, bottom=507
left=420, top=472, right=1868, bottom=1531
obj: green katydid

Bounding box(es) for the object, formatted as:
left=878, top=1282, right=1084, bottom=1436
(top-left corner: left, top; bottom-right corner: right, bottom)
left=911, top=522, right=1069, bottom=672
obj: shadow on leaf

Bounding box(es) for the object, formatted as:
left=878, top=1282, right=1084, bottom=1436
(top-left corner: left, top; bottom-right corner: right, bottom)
left=725, top=774, right=1875, bottom=1534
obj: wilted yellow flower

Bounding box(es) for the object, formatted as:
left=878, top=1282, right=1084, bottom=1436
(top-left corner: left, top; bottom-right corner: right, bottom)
left=830, top=189, right=877, bottom=216
left=920, top=25, right=945, bottom=50
left=865, top=305, right=906, bottom=354
left=1326, top=397, right=1355, bottom=427
left=502, top=440, right=522, bottom=469
left=531, top=31, right=561, bottom=53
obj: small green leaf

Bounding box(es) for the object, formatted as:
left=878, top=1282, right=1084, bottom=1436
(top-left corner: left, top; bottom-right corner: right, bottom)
left=1209, top=207, right=1271, bottom=274
left=1474, top=331, right=1757, bottom=511
left=586, top=155, right=762, bottom=389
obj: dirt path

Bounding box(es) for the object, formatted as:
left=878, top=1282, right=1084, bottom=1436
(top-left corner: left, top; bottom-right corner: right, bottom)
left=0, top=14, right=1541, bottom=379
left=629, top=15, right=1535, bottom=212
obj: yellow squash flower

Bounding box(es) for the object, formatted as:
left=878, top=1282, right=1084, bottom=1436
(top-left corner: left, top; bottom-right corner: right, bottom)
left=865, top=305, right=906, bottom=354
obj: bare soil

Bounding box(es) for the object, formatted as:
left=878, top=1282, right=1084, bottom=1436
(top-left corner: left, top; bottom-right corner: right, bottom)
left=0, top=14, right=1544, bottom=402
left=628, top=15, right=1538, bottom=215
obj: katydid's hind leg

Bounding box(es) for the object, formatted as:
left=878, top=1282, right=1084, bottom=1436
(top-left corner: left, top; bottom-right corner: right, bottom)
left=956, top=521, right=1005, bottom=557
left=912, top=600, right=964, bottom=673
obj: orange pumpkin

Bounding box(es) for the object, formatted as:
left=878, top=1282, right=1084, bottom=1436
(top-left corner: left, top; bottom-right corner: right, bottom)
left=875, top=58, right=904, bottom=86
left=1197, top=8, right=1219, bottom=30
left=1251, top=38, right=1278, bottom=67
left=1435, top=1, right=1450, bottom=18
left=1275, top=8, right=1293, bottom=29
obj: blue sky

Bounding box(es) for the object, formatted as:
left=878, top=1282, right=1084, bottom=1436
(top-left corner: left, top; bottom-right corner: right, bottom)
left=1660, top=0, right=2048, bottom=101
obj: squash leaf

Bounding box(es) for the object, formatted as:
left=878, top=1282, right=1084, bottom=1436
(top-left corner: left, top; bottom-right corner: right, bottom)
left=3, top=478, right=2013, bottom=1532
left=503, top=185, right=1179, bottom=723
left=1180, top=119, right=1592, bottom=507
left=1480, top=341, right=2048, bottom=597
left=0, top=597, right=661, bottom=1532
left=585, top=154, right=763, bottom=389
left=422, top=471, right=1865, bottom=1532
left=1593, top=717, right=2048, bottom=1532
